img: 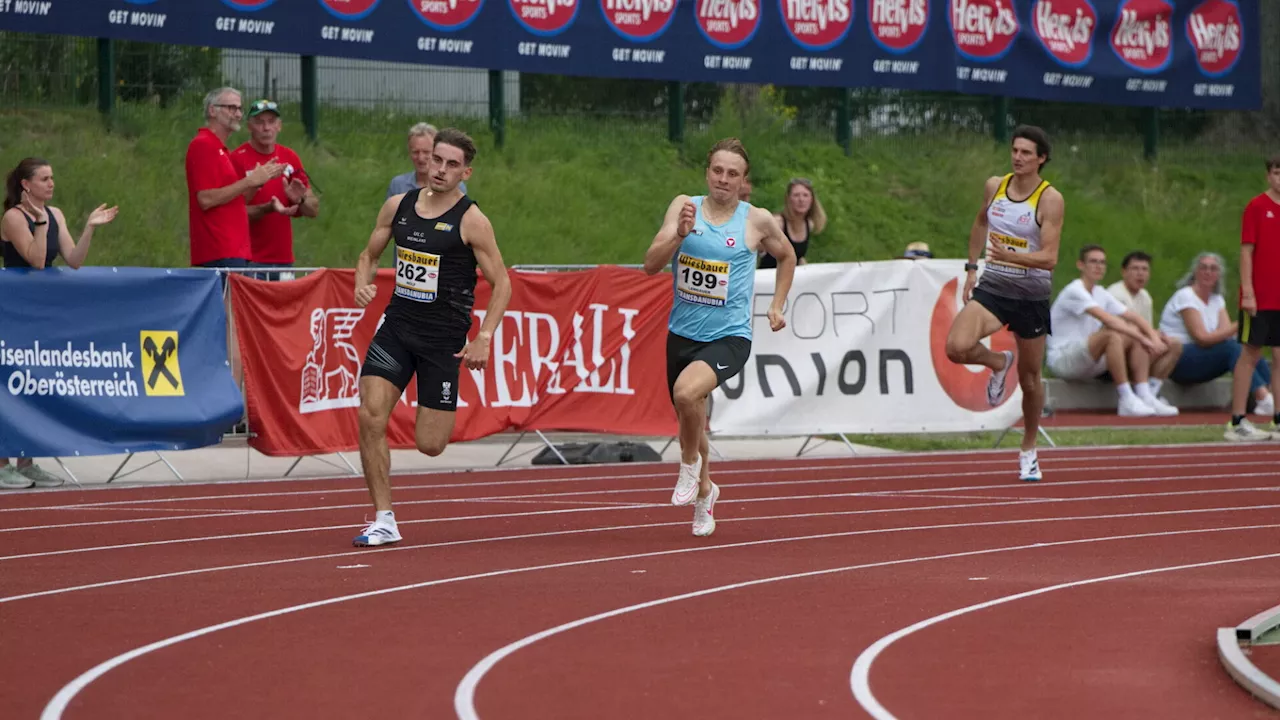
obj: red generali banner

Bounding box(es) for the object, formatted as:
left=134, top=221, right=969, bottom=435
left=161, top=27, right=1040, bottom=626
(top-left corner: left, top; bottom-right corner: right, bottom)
left=229, top=267, right=678, bottom=457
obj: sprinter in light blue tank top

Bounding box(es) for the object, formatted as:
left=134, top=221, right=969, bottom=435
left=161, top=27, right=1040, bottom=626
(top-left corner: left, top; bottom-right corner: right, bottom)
left=642, top=137, right=797, bottom=538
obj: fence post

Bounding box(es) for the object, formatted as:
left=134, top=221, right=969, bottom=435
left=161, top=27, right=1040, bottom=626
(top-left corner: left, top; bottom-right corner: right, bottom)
left=992, top=96, right=1010, bottom=144
left=835, top=88, right=852, bottom=156
left=300, top=55, right=318, bottom=143
left=96, top=38, right=114, bottom=125
left=668, top=82, right=685, bottom=144
left=1143, top=107, right=1159, bottom=162
left=489, top=70, right=506, bottom=149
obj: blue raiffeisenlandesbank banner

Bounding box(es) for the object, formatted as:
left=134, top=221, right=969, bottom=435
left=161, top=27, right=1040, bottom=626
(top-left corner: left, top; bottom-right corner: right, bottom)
left=0, top=0, right=1261, bottom=110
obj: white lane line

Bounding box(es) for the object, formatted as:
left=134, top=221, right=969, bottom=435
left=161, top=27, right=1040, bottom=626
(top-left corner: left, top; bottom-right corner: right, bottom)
left=7, top=501, right=1280, bottom=604
left=449, top=530, right=1280, bottom=719
left=848, top=552, right=1280, bottom=719
left=7, top=448, right=1274, bottom=513
left=39, top=523, right=1280, bottom=720
left=5, top=462, right=1276, bottom=533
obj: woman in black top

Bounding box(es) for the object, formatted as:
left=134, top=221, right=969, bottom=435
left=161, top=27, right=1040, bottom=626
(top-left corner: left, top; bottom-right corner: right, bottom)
left=1, top=157, right=117, bottom=270
left=760, top=177, right=827, bottom=269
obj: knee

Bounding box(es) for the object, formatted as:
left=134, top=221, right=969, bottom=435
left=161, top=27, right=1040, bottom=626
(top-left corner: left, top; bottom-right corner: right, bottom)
left=672, top=384, right=705, bottom=414
left=416, top=437, right=446, bottom=457
left=1018, top=368, right=1042, bottom=392
left=357, top=402, right=385, bottom=435
left=944, top=338, right=970, bottom=365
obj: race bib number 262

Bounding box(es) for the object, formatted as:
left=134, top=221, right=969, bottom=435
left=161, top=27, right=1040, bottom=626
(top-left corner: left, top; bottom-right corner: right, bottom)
left=395, top=247, right=440, bottom=302
left=676, top=253, right=729, bottom=307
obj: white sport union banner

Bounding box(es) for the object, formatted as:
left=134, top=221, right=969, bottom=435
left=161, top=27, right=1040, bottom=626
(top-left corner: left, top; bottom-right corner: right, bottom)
left=709, top=259, right=1026, bottom=436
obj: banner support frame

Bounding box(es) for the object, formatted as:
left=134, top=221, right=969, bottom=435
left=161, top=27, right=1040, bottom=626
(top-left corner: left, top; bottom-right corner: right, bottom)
left=105, top=452, right=184, bottom=483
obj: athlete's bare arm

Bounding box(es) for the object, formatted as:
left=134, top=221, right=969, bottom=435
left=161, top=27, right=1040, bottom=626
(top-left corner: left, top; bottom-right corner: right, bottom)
left=458, top=206, right=512, bottom=371
left=753, top=206, right=793, bottom=331
left=644, top=195, right=695, bottom=275
left=986, top=187, right=1064, bottom=271
left=354, top=195, right=401, bottom=307
left=963, top=176, right=1003, bottom=302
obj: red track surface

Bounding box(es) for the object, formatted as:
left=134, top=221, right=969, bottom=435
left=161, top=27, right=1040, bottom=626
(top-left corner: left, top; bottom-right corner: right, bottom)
left=3, top=445, right=1280, bottom=719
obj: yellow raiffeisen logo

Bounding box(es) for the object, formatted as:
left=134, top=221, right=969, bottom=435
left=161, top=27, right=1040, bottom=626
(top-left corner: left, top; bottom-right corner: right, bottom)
left=140, top=331, right=183, bottom=396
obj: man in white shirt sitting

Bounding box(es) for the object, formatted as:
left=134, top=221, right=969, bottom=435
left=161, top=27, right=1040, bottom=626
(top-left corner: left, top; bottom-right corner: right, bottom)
left=1107, top=250, right=1183, bottom=400
left=1047, top=245, right=1181, bottom=416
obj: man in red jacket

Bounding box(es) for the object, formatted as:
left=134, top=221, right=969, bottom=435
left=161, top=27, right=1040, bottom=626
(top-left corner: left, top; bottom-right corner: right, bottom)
left=231, top=99, right=320, bottom=279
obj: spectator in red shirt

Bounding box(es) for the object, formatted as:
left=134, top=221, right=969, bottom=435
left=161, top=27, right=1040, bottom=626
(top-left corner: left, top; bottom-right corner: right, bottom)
left=230, top=99, right=320, bottom=280
left=1227, top=154, right=1280, bottom=441
left=185, top=87, right=283, bottom=270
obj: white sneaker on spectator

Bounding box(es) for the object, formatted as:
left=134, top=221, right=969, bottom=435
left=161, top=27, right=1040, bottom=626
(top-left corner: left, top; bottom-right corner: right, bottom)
left=1254, top=392, right=1275, bottom=417
left=1136, top=389, right=1179, bottom=417
left=1117, top=394, right=1156, bottom=417
left=1224, top=419, right=1275, bottom=442
left=0, top=465, right=34, bottom=490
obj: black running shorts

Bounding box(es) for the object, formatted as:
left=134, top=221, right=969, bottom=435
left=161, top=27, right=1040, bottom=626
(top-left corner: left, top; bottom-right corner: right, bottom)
left=1240, top=309, right=1280, bottom=347
left=972, top=287, right=1052, bottom=340
left=666, top=332, right=751, bottom=399
left=360, top=322, right=464, bottom=412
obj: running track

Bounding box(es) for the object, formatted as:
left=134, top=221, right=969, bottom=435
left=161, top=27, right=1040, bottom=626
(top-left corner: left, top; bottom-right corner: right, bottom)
left=3, top=445, right=1280, bottom=719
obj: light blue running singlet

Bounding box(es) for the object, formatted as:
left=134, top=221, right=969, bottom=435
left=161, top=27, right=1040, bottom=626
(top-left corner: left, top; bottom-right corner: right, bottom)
left=667, top=196, right=756, bottom=343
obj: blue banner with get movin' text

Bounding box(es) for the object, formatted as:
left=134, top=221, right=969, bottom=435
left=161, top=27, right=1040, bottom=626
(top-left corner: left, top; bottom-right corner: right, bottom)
left=0, top=0, right=1263, bottom=110
left=0, top=267, right=244, bottom=458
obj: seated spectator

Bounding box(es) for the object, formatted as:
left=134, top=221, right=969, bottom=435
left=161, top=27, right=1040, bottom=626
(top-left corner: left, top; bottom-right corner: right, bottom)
left=1159, top=252, right=1274, bottom=415
left=1107, top=249, right=1183, bottom=399
left=903, top=241, right=933, bottom=259
left=1047, top=245, right=1181, bottom=417
left=761, top=177, right=826, bottom=269
left=1, top=157, right=118, bottom=489
left=386, top=122, right=466, bottom=198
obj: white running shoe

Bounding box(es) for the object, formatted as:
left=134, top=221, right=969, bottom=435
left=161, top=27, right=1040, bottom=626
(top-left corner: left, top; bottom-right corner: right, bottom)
left=1139, top=393, right=1180, bottom=417
left=692, top=482, right=720, bottom=537
left=1224, top=419, right=1275, bottom=442
left=987, top=350, right=1015, bottom=406
left=1254, top=392, right=1275, bottom=417
left=1018, top=450, right=1042, bottom=482
left=352, top=520, right=402, bottom=547
left=671, top=457, right=702, bottom=506
left=1117, top=393, right=1156, bottom=417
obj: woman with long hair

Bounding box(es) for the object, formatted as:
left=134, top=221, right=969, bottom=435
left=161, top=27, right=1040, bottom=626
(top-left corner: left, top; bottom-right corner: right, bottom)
left=0, top=157, right=118, bottom=489
left=1, top=157, right=117, bottom=270
left=760, top=177, right=826, bottom=269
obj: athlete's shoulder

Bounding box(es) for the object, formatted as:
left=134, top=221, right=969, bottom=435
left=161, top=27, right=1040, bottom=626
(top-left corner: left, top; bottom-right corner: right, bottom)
left=1039, top=184, right=1065, bottom=206
left=461, top=201, right=494, bottom=236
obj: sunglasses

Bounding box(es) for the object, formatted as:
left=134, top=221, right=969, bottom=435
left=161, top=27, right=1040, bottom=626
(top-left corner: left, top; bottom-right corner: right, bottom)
left=250, top=100, right=279, bottom=113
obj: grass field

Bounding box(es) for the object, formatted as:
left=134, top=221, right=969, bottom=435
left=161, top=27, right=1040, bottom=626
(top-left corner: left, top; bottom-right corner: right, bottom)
left=0, top=101, right=1267, bottom=314
left=835, top=424, right=1231, bottom=453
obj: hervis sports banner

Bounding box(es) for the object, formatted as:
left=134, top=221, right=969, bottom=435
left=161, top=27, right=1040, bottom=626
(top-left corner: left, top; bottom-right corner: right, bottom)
left=709, top=259, right=1024, bottom=436
left=0, top=267, right=246, bottom=458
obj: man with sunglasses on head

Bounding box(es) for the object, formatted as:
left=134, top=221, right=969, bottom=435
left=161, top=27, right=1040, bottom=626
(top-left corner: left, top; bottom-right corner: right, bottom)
left=230, top=99, right=320, bottom=280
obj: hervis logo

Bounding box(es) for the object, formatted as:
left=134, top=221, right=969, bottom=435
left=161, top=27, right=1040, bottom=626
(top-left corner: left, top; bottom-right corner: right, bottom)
left=139, top=331, right=184, bottom=397
left=929, top=278, right=1017, bottom=411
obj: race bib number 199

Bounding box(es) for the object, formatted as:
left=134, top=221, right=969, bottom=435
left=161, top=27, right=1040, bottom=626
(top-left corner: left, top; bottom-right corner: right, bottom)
left=395, top=246, right=441, bottom=302
left=676, top=253, right=729, bottom=307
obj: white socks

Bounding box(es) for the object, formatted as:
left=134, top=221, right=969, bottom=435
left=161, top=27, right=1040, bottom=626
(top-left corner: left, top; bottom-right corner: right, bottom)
left=1117, top=383, right=1136, bottom=400
left=1134, top=383, right=1159, bottom=403
left=1148, top=378, right=1163, bottom=395
left=376, top=510, right=396, bottom=524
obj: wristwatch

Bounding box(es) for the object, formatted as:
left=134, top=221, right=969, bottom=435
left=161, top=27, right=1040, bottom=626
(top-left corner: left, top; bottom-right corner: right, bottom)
left=32, top=220, right=47, bottom=226
left=964, top=262, right=979, bottom=271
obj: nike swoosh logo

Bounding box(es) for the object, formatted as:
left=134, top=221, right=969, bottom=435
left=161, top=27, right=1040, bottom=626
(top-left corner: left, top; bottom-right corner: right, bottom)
left=716, top=363, right=728, bottom=370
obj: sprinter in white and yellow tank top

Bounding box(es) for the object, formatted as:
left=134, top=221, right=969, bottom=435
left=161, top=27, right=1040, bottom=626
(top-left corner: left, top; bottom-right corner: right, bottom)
left=943, top=125, right=1065, bottom=483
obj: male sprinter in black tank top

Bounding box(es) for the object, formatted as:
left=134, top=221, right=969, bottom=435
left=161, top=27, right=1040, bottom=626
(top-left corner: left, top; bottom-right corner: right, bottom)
left=350, top=128, right=512, bottom=547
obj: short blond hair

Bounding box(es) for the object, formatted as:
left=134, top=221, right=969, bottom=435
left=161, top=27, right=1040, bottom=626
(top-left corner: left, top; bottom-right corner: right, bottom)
left=706, top=137, right=749, bottom=175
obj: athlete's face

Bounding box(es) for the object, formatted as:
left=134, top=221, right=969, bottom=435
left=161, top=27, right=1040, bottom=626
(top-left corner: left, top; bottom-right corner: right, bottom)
left=1077, top=250, right=1107, bottom=283
left=706, top=151, right=748, bottom=204
left=427, top=142, right=471, bottom=193
left=1010, top=138, right=1044, bottom=176
left=1268, top=165, right=1280, bottom=195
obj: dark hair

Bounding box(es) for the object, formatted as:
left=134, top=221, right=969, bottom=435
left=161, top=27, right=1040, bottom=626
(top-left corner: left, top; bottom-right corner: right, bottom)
left=434, top=127, right=477, bottom=165
left=1012, top=125, right=1052, bottom=168
left=1121, top=250, right=1152, bottom=268
left=4, top=157, right=50, bottom=212
left=1267, top=154, right=1280, bottom=172
left=1078, top=244, right=1105, bottom=262
left=706, top=137, right=750, bottom=175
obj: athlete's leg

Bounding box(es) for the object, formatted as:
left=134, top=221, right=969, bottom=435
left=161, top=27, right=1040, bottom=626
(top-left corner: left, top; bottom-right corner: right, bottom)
left=413, top=408, right=456, bottom=457
left=945, top=301, right=1007, bottom=369
left=357, top=375, right=400, bottom=512
left=1015, top=335, right=1047, bottom=452
left=672, top=361, right=720, bottom=470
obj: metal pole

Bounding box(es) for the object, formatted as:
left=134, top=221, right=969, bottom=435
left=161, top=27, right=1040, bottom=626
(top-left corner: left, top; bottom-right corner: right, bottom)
left=836, top=88, right=852, bottom=156
left=301, top=55, right=318, bottom=143
left=96, top=38, right=115, bottom=125
left=668, top=81, right=685, bottom=144
left=488, top=70, right=506, bottom=149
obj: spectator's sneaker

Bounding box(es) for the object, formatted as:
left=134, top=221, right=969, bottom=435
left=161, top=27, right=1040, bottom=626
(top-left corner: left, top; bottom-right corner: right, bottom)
left=1140, top=394, right=1180, bottom=417
left=1224, top=419, right=1275, bottom=442
left=18, top=463, right=64, bottom=488
left=672, top=457, right=701, bottom=506
left=692, top=482, right=720, bottom=537
left=1254, top=392, right=1275, bottom=418
left=0, top=465, right=34, bottom=490
left=1117, top=394, right=1156, bottom=417
left=1018, top=450, right=1042, bottom=482
left=987, top=350, right=1015, bottom=406
left=352, top=520, right=402, bottom=547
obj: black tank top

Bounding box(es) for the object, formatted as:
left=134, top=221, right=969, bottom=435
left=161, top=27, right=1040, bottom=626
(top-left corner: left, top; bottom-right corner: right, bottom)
left=759, top=216, right=808, bottom=269
left=383, top=189, right=479, bottom=346
left=2, top=209, right=60, bottom=268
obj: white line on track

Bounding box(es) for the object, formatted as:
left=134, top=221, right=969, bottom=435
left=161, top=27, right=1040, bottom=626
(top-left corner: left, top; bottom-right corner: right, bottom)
left=39, top=522, right=1280, bottom=720
left=7, top=448, right=1275, bottom=513
left=7, top=501, right=1280, bottom=604
left=847, top=552, right=1280, bottom=719
left=4, top=463, right=1277, bottom=534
